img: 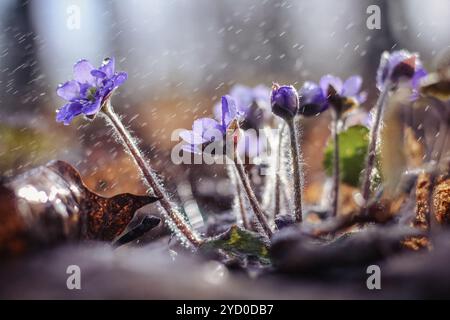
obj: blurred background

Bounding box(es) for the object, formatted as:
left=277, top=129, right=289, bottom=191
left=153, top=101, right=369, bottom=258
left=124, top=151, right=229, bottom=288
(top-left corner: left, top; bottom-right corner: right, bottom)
left=0, top=0, right=449, bottom=214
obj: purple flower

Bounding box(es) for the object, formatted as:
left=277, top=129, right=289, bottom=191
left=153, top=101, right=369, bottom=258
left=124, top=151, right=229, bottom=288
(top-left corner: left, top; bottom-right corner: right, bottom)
left=179, top=118, right=222, bottom=154
left=56, top=57, right=127, bottom=125
left=298, top=75, right=367, bottom=116
left=180, top=95, right=242, bottom=154
left=376, top=50, right=427, bottom=92
left=298, top=81, right=328, bottom=116
left=213, top=84, right=271, bottom=129
left=270, top=84, right=299, bottom=120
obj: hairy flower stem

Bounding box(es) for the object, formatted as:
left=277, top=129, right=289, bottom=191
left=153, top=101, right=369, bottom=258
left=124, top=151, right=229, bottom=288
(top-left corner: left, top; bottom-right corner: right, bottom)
left=228, top=165, right=251, bottom=230
left=361, top=82, right=391, bottom=210
left=330, top=109, right=340, bottom=217
left=274, top=123, right=286, bottom=217
left=236, top=179, right=251, bottom=230
left=287, top=118, right=303, bottom=223
left=233, top=153, right=273, bottom=239
left=101, top=102, right=202, bottom=248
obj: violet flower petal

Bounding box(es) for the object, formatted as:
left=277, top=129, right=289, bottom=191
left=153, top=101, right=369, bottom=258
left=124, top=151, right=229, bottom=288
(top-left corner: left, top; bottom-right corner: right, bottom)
left=342, top=76, right=362, bottom=97
left=81, top=98, right=102, bottom=116
left=320, top=75, right=343, bottom=96
left=112, top=72, right=128, bottom=87
left=229, top=84, right=254, bottom=113
left=252, top=85, right=271, bottom=106
left=193, top=117, right=221, bottom=142
left=91, top=69, right=107, bottom=78
left=221, top=95, right=238, bottom=129
left=357, top=91, right=368, bottom=104
left=298, top=81, right=328, bottom=116
left=100, top=57, right=115, bottom=78
left=299, top=81, right=325, bottom=105
left=56, top=102, right=83, bottom=125
left=56, top=80, right=80, bottom=101
left=73, top=59, right=96, bottom=84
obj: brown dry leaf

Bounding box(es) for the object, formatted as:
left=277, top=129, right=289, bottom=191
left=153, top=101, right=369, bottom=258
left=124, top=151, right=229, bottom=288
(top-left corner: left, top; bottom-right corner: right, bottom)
left=402, top=174, right=450, bottom=251
left=0, top=160, right=159, bottom=256
left=413, top=172, right=432, bottom=230
left=401, top=172, right=432, bottom=251
left=433, top=176, right=450, bottom=225
left=402, top=236, right=430, bottom=251
left=81, top=149, right=147, bottom=197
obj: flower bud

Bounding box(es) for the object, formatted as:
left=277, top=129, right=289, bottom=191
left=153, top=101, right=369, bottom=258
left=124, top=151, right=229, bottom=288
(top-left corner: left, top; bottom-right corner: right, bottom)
left=270, top=84, right=299, bottom=120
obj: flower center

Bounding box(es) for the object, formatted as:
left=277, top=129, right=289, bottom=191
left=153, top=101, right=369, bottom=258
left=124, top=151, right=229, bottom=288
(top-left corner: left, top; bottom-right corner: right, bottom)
left=87, top=87, right=97, bottom=101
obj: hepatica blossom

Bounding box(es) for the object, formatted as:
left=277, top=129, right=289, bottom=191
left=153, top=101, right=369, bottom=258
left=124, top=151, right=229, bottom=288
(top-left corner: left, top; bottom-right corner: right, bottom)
left=298, top=75, right=367, bottom=116
left=180, top=95, right=243, bottom=154
left=213, top=84, right=271, bottom=129
left=376, top=50, right=427, bottom=92
left=56, top=57, right=127, bottom=125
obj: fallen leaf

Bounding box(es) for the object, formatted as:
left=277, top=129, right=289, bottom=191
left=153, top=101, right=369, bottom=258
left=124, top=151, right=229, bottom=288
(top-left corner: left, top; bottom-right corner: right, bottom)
left=0, top=160, right=159, bottom=256
left=433, top=177, right=450, bottom=225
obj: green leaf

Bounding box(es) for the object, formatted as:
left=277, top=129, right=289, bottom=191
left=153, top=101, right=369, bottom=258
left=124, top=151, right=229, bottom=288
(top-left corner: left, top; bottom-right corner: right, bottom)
left=323, top=125, right=369, bottom=187
left=200, top=225, right=270, bottom=264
